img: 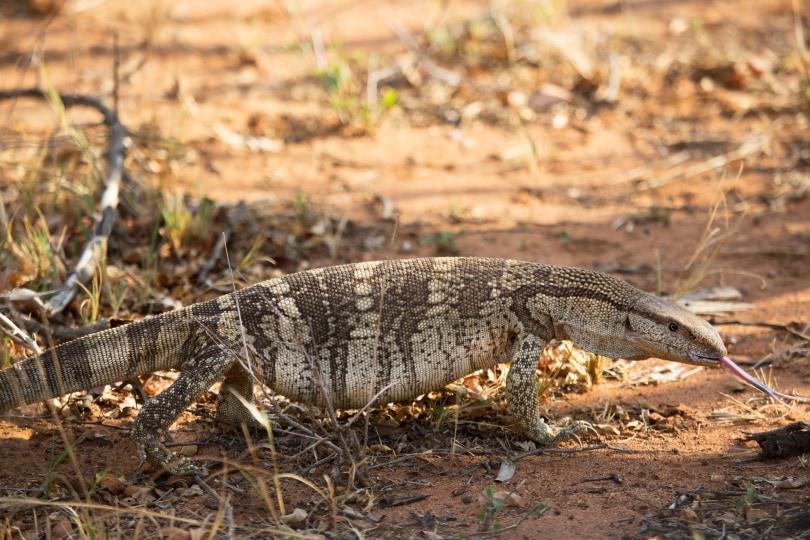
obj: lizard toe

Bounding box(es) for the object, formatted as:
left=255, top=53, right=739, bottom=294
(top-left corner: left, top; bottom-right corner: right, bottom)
left=527, top=417, right=599, bottom=447
left=136, top=434, right=203, bottom=477
left=550, top=419, right=599, bottom=447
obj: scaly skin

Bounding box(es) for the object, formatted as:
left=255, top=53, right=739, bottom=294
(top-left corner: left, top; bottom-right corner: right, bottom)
left=0, top=257, right=727, bottom=475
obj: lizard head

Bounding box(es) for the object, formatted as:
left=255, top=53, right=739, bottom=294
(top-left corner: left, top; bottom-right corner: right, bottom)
left=623, top=293, right=727, bottom=365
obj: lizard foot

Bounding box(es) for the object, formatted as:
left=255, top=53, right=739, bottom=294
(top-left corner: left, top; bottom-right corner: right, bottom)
left=528, top=417, right=600, bottom=447
left=135, top=433, right=203, bottom=477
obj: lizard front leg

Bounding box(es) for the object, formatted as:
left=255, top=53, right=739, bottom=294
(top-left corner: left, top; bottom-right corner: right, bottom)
left=506, top=334, right=595, bottom=445
left=132, top=350, right=236, bottom=476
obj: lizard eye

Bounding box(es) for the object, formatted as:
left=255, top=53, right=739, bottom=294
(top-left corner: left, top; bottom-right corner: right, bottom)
left=668, top=322, right=679, bottom=332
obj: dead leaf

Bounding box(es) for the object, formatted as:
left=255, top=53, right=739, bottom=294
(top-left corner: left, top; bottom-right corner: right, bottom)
left=592, top=423, right=621, bottom=436
left=745, top=506, right=769, bottom=523
left=479, top=489, right=526, bottom=508
left=281, top=508, right=308, bottom=524
left=161, top=527, right=192, bottom=540
left=50, top=518, right=75, bottom=539
left=759, top=476, right=810, bottom=489
left=176, top=484, right=204, bottom=497
left=495, top=460, right=516, bottom=482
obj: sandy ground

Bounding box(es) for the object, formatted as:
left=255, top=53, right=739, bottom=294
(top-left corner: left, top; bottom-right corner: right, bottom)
left=1, top=0, right=809, bottom=538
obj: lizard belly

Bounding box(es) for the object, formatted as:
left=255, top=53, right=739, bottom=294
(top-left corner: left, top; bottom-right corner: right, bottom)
left=364, top=323, right=514, bottom=407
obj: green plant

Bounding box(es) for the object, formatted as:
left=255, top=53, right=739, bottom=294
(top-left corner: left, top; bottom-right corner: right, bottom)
left=105, top=276, right=128, bottom=318
left=423, top=230, right=460, bottom=254
left=77, top=265, right=103, bottom=326
left=319, top=59, right=359, bottom=125
left=476, top=487, right=508, bottom=531
left=43, top=433, right=84, bottom=499
left=294, top=192, right=310, bottom=220
left=425, top=25, right=458, bottom=54
left=648, top=205, right=670, bottom=226
left=6, top=210, right=63, bottom=289
left=159, top=192, right=216, bottom=255
left=415, top=393, right=449, bottom=429
left=735, top=486, right=758, bottom=509
left=317, top=53, right=398, bottom=129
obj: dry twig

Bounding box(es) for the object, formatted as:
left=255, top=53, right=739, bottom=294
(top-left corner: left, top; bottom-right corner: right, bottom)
left=0, top=87, right=128, bottom=315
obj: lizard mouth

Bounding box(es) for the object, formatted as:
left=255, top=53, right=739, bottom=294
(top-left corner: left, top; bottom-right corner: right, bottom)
left=683, top=353, right=723, bottom=366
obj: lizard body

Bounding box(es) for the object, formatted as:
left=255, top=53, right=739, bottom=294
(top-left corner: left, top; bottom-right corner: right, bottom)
left=0, top=257, right=727, bottom=474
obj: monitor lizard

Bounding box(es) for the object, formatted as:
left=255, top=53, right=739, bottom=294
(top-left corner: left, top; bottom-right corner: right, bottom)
left=0, top=257, right=727, bottom=475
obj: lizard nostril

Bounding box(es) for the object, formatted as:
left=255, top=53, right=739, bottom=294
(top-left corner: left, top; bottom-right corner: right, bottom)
left=668, top=322, right=679, bottom=332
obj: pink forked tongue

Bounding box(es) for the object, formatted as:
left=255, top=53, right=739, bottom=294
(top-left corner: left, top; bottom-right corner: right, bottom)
left=718, top=356, right=810, bottom=407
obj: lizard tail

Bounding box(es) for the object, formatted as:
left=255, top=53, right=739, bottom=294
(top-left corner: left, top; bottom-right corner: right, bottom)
left=0, top=313, right=192, bottom=412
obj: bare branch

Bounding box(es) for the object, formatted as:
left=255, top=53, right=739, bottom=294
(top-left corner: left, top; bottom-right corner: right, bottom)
left=0, top=87, right=128, bottom=315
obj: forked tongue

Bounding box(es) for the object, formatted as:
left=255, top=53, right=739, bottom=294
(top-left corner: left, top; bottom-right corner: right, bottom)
left=718, top=356, right=810, bottom=407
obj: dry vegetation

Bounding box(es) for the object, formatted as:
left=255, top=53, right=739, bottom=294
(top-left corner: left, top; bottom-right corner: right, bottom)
left=1, top=0, right=809, bottom=538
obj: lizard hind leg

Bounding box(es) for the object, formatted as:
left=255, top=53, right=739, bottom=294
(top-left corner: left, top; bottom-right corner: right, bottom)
left=216, top=362, right=268, bottom=431
left=131, top=351, right=237, bottom=476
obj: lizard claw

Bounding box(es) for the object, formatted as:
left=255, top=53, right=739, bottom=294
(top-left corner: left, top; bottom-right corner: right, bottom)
left=549, top=418, right=600, bottom=447
left=528, top=417, right=600, bottom=447
left=136, top=435, right=203, bottom=477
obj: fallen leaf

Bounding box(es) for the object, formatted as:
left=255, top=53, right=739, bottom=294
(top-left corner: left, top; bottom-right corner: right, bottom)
left=495, top=460, right=515, bottom=482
